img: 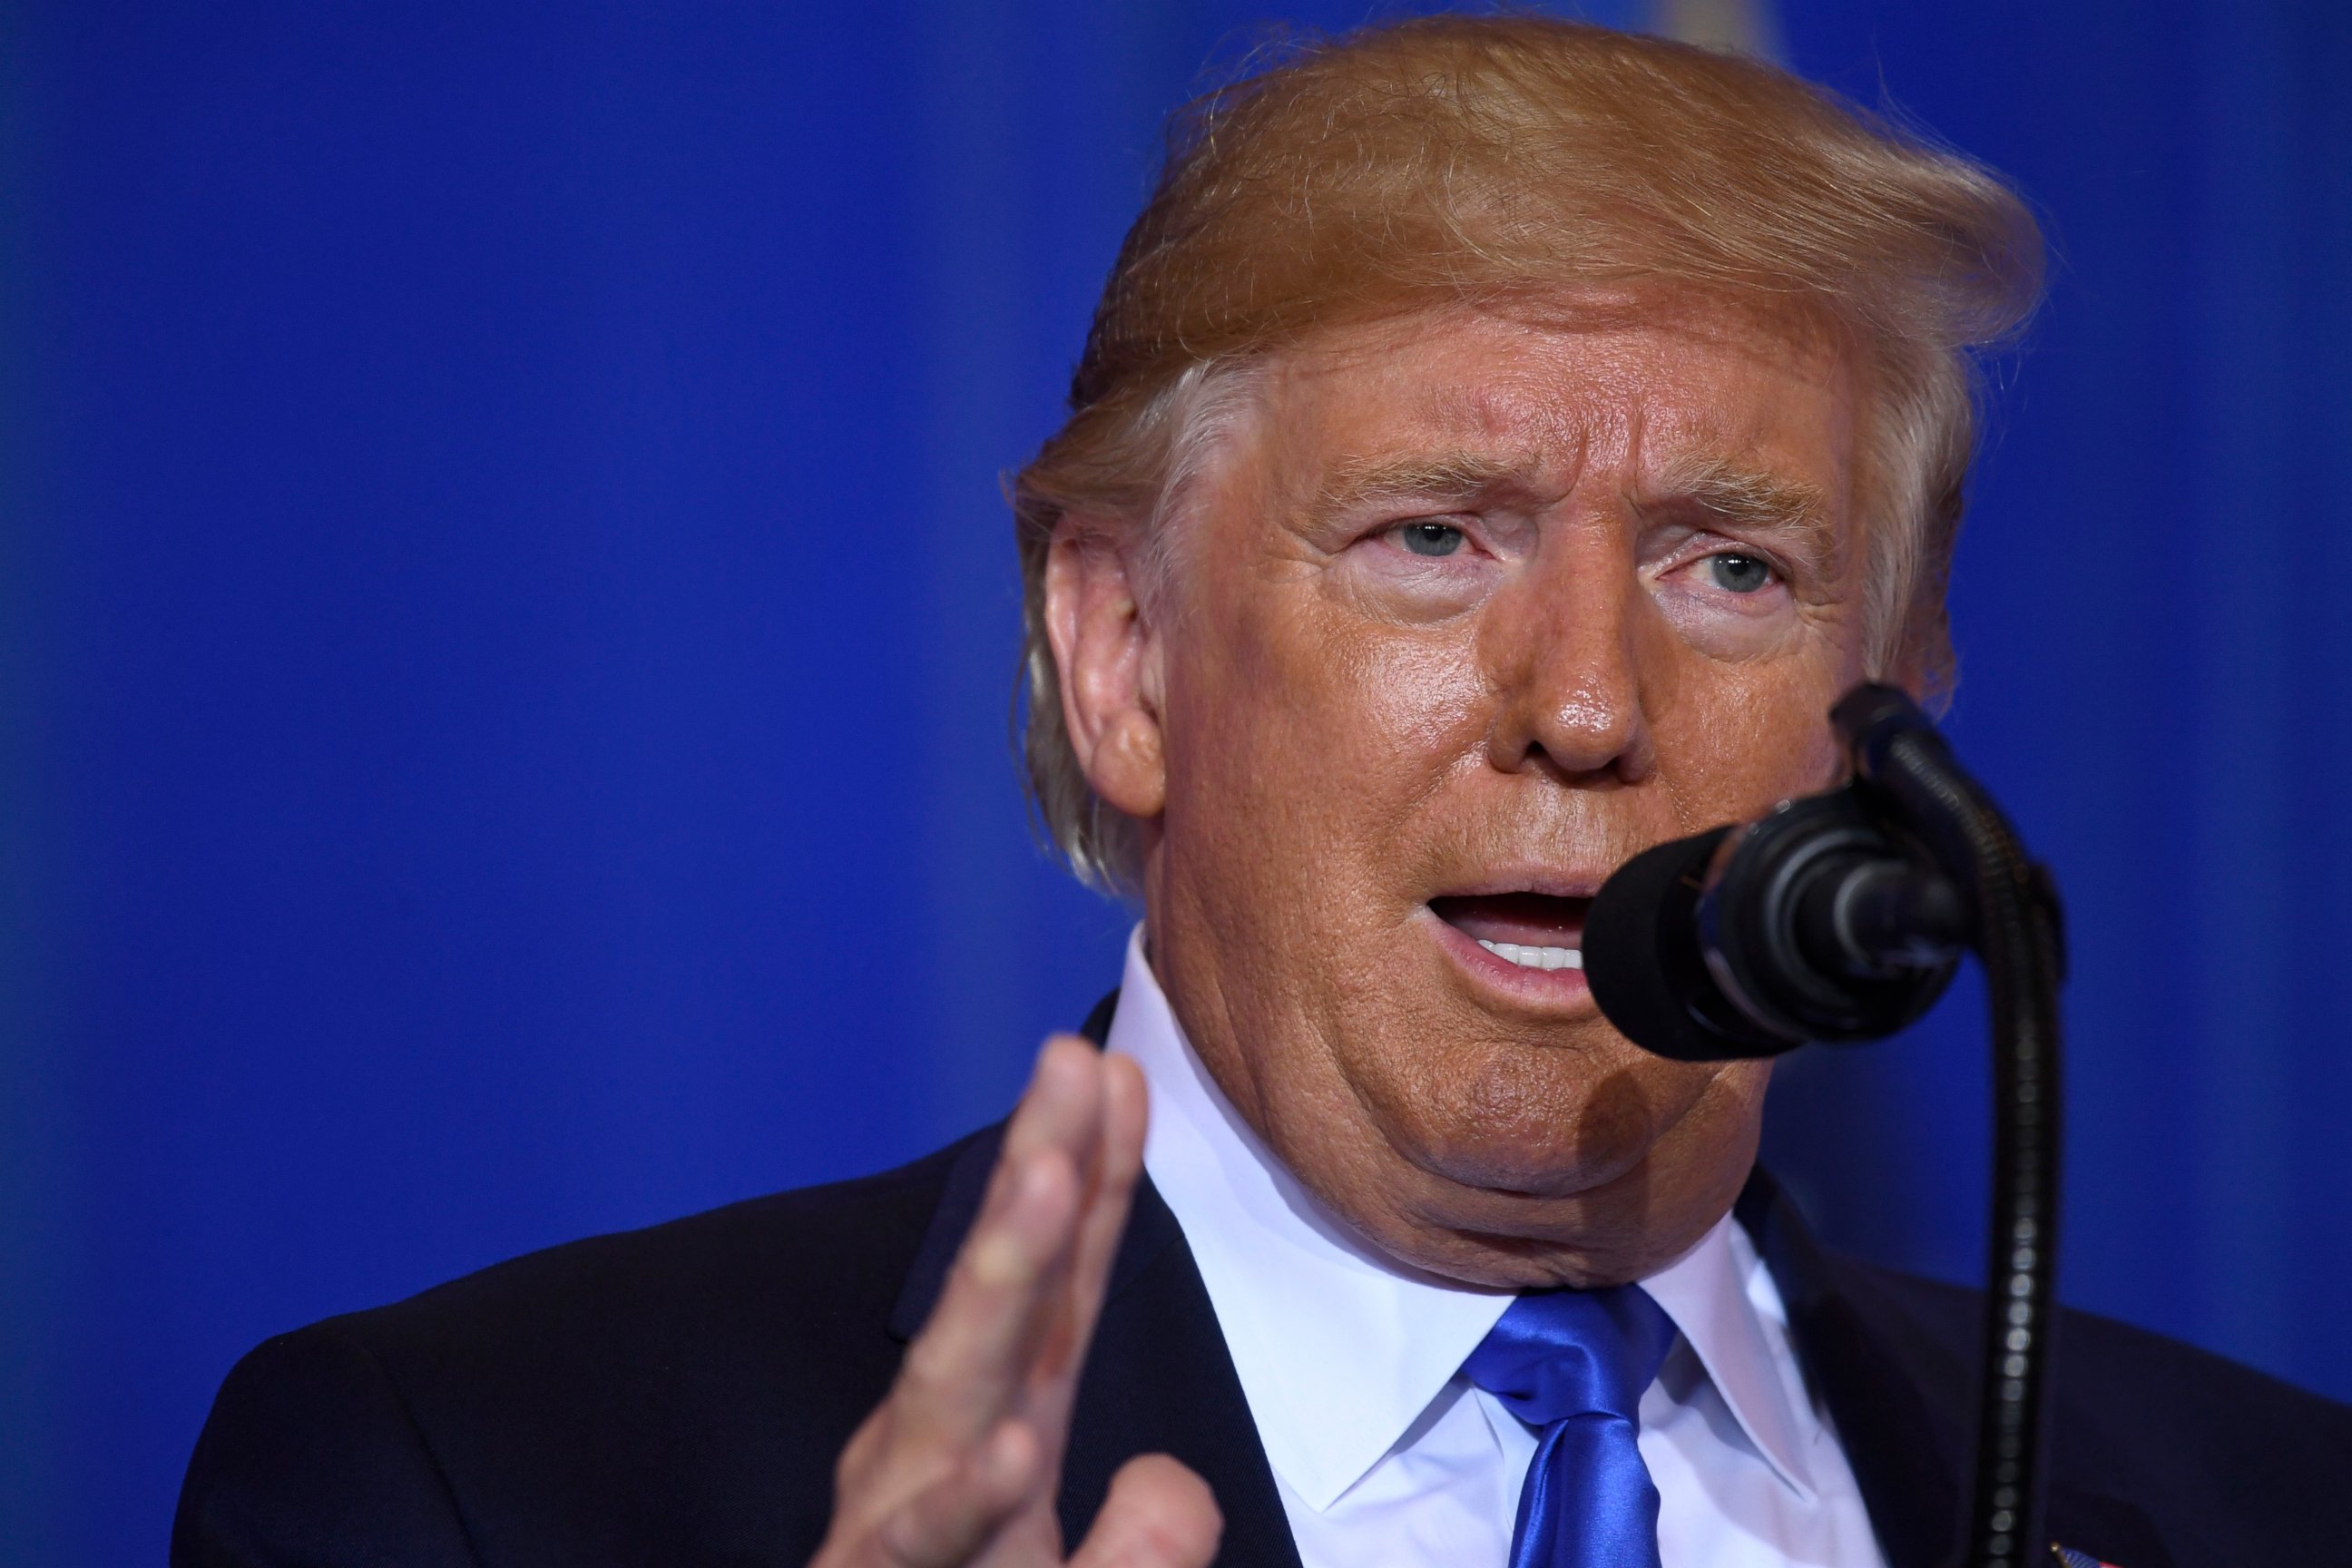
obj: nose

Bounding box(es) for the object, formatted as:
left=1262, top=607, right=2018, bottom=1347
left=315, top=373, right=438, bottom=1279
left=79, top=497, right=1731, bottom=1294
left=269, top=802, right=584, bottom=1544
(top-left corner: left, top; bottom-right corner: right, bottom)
left=1478, top=526, right=1659, bottom=785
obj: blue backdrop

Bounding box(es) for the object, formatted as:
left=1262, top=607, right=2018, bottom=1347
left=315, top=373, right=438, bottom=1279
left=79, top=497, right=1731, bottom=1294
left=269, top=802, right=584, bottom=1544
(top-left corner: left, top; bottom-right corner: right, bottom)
left=3, top=3, right=2347, bottom=1562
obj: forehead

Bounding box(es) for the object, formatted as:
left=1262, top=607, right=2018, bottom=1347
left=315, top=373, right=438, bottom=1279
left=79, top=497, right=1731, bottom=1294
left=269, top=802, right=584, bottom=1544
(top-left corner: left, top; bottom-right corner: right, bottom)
left=1246, top=295, right=1861, bottom=504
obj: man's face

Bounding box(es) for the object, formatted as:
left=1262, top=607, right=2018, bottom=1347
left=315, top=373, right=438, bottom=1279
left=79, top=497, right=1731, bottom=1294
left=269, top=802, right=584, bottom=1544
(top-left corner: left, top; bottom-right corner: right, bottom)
left=1063, top=294, right=1874, bottom=1288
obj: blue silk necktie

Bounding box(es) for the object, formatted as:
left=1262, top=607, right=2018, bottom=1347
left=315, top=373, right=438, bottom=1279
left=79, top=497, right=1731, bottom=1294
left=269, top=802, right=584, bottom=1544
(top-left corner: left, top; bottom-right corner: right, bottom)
left=1462, top=1286, right=1681, bottom=1568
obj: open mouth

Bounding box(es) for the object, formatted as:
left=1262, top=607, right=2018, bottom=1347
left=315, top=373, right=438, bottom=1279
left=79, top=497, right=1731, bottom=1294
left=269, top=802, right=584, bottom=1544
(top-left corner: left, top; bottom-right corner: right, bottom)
left=1428, top=891, right=1592, bottom=974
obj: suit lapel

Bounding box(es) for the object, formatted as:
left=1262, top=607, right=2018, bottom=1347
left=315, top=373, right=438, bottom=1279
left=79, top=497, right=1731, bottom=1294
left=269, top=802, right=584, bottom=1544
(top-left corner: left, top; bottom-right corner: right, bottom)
left=1058, top=1176, right=1306, bottom=1568
left=1739, top=1171, right=2175, bottom=1568
left=888, top=990, right=1302, bottom=1568
left=1738, top=1170, right=1969, bottom=1568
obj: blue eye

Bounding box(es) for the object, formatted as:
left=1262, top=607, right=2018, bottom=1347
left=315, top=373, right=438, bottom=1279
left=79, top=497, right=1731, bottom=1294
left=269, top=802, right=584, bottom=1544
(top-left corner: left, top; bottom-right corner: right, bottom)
left=1706, top=553, right=1772, bottom=593
left=1396, top=522, right=1465, bottom=557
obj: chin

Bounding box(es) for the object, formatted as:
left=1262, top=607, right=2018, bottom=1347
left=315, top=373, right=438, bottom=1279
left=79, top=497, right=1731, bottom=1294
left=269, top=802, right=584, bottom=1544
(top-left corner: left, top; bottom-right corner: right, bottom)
left=1335, top=1033, right=1767, bottom=1282
left=1376, top=1186, right=1683, bottom=1290
left=1380, top=1095, right=1632, bottom=1195
left=1365, top=1024, right=1691, bottom=1196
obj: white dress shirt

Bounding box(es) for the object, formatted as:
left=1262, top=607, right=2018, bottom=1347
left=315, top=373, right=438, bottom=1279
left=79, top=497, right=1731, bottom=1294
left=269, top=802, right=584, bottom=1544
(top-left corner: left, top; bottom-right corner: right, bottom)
left=1104, top=929, right=1889, bottom=1568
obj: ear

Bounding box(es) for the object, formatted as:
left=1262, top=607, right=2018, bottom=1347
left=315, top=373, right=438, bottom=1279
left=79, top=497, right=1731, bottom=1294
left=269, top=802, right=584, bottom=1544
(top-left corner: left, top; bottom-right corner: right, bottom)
left=1044, top=519, right=1167, bottom=822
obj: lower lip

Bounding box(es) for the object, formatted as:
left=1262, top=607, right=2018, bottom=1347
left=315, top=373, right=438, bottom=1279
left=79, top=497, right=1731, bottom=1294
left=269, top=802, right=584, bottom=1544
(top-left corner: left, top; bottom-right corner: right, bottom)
left=1423, top=909, right=1596, bottom=1007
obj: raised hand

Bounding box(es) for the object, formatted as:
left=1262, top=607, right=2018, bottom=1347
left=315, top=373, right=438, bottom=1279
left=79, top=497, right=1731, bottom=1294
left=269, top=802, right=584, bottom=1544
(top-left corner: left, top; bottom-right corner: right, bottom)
left=812, top=1035, right=1222, bottom=1568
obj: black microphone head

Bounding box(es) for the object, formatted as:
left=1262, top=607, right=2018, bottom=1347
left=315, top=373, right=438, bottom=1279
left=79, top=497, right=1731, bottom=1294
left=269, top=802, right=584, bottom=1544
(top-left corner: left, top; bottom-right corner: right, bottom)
left=1704, top=791, right=1961, bottom=1044
left=1584, top=828, right=1800, bottom=1063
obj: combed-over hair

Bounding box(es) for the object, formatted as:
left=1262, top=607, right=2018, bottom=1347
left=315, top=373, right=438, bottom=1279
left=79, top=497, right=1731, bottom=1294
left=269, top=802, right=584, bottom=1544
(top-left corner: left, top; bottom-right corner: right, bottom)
left=1014, top=15, right=2043, bottom=892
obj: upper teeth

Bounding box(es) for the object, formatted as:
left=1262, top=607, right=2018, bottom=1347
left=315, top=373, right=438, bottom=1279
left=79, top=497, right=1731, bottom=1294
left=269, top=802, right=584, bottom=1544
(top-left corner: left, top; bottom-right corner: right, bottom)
left=1478, top=939, right=1582, bottom=972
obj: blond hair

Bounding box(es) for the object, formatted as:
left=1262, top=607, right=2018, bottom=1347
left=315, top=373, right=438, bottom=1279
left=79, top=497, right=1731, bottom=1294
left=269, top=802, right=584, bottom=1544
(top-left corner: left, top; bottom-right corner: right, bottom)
left=1013, top=15, right=2043, bottom=891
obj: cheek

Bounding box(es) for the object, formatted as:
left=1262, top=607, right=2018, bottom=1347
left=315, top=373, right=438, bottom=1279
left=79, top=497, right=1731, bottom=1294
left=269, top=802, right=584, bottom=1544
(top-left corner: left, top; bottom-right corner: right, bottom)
left=1629, top=593, right=1850, bottom=818
left=1648, top=582, right=1801, bottom=663
left=1154, top=590, right=1499, bottom=982
left=1653, top=653, right=1848, bottom=816
left=1176, top=587, right=1488, bottom=805
left=1330, top=626, right=1491, bottom=766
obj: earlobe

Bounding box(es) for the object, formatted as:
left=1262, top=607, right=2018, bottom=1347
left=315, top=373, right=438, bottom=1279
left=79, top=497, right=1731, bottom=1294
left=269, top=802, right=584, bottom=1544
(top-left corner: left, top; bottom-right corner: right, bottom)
left=1091, top=710, right=1168, bottom=819
left=1044, top=522, right=1168, bottom=821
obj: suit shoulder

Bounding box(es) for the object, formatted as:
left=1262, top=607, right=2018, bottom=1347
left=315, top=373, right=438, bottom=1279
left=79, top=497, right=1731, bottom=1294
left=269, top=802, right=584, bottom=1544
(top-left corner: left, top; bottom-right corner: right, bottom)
left=1849, top=1256, right=2352, bottom=1442
left=180, top=1129, right=998, bottom=1566
left=343, top=1128, right=984, bottom=1360
left=1820, top=1252, right=2352, bottom=1560
left=2044, top=1289, right=2352, bottom=1488
left=175, top=1319, right=482, bottom=1566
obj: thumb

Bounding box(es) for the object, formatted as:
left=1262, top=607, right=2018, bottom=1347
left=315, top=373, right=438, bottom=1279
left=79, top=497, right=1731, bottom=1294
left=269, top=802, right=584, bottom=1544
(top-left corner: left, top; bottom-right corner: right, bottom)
left=1069, top=1454, right=1220, bottom=1568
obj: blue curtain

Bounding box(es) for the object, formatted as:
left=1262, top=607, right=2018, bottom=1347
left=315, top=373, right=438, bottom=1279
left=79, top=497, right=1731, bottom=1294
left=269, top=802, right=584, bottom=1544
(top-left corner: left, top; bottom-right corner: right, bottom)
left=1759, top=0, right=2352, bottom=1399
left=1, top=3, right=2343, bottom=1562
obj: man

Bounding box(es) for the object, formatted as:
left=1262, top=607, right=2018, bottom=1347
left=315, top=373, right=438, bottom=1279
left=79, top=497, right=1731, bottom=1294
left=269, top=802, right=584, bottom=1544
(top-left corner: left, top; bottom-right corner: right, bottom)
left=175, top=16, right=2352, bottom=1568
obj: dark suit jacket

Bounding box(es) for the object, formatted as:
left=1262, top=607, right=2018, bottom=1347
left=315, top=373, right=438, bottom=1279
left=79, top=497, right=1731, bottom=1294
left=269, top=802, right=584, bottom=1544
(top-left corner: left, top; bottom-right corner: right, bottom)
left=176, top=999, right=2352, bottom=1568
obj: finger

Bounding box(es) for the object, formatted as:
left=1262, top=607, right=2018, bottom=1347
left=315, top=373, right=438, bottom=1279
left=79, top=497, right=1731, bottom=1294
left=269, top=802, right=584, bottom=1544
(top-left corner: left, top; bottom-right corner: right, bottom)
left=1037, top=1053, right=1148, bottom=1388
left=886, top=1036, right=1116, bottom=1450
left=869, top=1418, right=1040, bottom=1568
left=1069, top=1455, right=1221, bottom=1568
left=999, top=1034, right=1108, bottom=1177
left=890, top=1136, right=1083, bottom=1447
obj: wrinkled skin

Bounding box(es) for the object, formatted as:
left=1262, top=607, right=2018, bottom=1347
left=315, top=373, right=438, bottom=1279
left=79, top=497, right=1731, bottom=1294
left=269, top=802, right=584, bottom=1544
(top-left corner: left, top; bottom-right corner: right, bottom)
left=1050, top=293, right=1877, bottom=1288
left=811, top=291, right=1883, bottom=1568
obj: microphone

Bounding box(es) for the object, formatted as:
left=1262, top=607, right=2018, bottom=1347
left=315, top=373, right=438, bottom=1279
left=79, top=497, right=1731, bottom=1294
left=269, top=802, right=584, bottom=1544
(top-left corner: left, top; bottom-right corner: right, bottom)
left=1584, top=731, right=1970, bottom=1062
left=1584, top=683, right=2069, bottom=1568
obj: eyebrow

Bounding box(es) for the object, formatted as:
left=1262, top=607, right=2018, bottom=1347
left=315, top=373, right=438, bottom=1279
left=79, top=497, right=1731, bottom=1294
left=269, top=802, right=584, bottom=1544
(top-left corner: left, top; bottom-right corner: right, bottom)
left=1306, top=446, right=1841, bottom=562
left=1639, top=452, right=1838, bottom=563
left=1306, top=451, right=1538, bottom=528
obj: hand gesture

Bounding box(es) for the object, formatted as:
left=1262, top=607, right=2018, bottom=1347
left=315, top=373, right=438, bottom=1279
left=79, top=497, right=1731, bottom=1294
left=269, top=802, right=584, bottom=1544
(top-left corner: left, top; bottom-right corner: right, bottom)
left=813, top=1036, right=1223, bottom=1568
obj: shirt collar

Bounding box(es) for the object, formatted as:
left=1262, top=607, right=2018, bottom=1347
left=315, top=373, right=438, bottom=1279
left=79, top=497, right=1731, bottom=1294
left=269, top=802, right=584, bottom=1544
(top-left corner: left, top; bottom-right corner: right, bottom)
left=1640, top=1200, right=1818, bottom=1500
left=1104, top=926, right=1818, bottom=1511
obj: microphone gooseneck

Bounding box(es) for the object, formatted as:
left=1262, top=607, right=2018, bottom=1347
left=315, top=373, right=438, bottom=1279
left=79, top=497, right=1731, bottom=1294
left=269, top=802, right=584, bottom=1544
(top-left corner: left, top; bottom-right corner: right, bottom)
left=1583, top=684, right=2067, bottom=1568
